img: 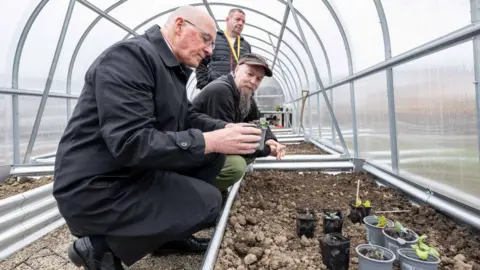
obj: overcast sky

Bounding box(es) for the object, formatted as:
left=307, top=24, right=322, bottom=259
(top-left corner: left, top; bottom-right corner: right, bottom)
left=0, top=0, right=473, bottom=94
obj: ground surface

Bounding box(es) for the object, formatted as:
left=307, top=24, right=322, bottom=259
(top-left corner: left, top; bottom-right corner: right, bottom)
left=286, top=143, right=328, bottom=155
left=0, top=224, right=213, bottom=270
left=0, top=176, right=53, bottom=200
left=214, top=170, right=480, bottom=270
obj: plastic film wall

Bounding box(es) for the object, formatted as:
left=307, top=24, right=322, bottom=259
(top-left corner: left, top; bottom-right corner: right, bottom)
left=0, top=0, right=479, bottom=213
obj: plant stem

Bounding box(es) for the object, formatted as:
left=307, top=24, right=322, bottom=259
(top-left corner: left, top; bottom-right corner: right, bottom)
left=356, top=179, right=360, bottom=203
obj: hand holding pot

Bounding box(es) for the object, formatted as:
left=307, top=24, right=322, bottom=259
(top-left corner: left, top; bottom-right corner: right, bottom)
left=203, top=125, right=261, bottom=154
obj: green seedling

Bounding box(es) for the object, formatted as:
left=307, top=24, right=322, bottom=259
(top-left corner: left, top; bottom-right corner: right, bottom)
left=353, top=199, right=362, bottom=207
left=352, top=199, right=371, bottom=208
left=366, top=245, right=385, bottom=260
left=259, top=117, right=268, bottom=128
left=394, top=221, right=407, bottom=233
left=376, top=216, right=388, bottom=228
left=411, top=235, right=440, bottom=260
left=326, top=212, right=340, bottom=219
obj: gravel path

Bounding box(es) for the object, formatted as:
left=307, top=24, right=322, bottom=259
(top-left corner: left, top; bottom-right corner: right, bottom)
left=0, top=225, right=213, bottom=270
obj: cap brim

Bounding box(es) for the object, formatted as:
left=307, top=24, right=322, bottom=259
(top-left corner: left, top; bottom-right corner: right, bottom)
left=242, top=60, right=273, bottom=77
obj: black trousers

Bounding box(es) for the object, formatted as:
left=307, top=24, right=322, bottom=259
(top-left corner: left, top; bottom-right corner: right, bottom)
left=104, top=153, right=225, bottom=266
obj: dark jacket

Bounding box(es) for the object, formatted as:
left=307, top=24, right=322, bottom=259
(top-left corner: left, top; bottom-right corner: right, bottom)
left=52, top=25, right=227, bottom=237
left=195, top=31, right=251, bottom=89
left=191, top=73, right=277, bottom=159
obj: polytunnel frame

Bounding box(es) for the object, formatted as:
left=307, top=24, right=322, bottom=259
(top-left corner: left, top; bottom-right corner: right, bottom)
left=11, top=0, right=354, bottom=164
left=1, top=0, right=480, bottom=265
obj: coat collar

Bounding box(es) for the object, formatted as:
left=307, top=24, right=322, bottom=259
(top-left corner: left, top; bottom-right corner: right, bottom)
left=144, top=25, right=193, bottom=78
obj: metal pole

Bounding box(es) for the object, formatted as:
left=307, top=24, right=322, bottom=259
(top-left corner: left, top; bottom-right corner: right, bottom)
left=271, top=2, right=291, bottom=70
left=201, top=176, right=244, bottom=270
left=23, top=0, right=76, bottom=163
left=67, top=0, right=127, bottom=121
left=471, top=0, right=480, bottom=161
left=317, top=93, right=321, bottom=138
left=202, top=0, right=221, bottom=30
left=330, top=89, right=335, bottom=144
left=11, top=0, right=49, bottom=164
left=76, top=0, right=137, bottom=36
left=251, top=45, right=301, bottom=95
left=0, top=87, right=79, bottom=99
left=322, top=0, right=358, bottom=157
left=374, top=0, right=399, bottom=172
left=265, top=34, right=305, bottom=88
left=286, top=0, right=350, bottom=156
left=289, top=22, right=480, bottom=103
left=266, top=35, right=300, bottom=105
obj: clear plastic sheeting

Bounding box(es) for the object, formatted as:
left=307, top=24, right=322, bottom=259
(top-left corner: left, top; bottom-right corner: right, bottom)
left=0, top=0, right=479, bottom=216
left=394, top=41, right=479, bottom=208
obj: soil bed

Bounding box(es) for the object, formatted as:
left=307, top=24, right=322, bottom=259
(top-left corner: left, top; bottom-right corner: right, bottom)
left=286, top=143, right=329, bottom=155
left=214, top=170, right=480, bottom=270
left=0, top=176, right=53, bottom=200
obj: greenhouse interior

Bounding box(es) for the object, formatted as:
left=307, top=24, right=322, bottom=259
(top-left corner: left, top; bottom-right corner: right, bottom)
left=1, top=0, right=480, bottom=269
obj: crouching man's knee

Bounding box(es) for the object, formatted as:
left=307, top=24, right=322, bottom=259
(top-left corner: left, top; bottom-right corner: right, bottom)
left=212, top=155, right=247, bottom=192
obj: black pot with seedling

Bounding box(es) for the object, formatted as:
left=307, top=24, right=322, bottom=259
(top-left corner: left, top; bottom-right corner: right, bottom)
left=348, top=199, right=372, bottom=224
left=355, top=244, right=395, bottom=270
left=348, top=180, right=373, bottom=224
left=398, top=234, right=441, bottom=269
left=363, top=215, right=394, bottom=247
left=296, top=208, right=317, bottom=238
left=382, top=221, right=419, bottom=264
left=252, top=118, right=268, bottom=150
left=323, top=209, right=344, bottom=234
left=319, top=233, right=350, bottom=270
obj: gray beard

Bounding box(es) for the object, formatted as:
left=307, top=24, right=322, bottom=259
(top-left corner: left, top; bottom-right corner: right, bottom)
left=239, top=91, right=252, bottom=119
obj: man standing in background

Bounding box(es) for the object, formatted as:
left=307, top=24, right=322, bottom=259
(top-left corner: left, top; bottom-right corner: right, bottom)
left=195, top=8, right=251, bottom=90
left=195, top=8, right=262, bottom=127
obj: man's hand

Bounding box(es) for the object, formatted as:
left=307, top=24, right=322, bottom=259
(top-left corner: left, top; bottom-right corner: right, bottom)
left=266, top=139, right=286, bottom=160
left=204, top=126, right=262, bottom=154
left=225, top=123, right=256, bottom=128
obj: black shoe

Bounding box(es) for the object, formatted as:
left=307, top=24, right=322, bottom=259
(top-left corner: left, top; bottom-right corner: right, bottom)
left=67, top=237, right=124, bottom=270
left=151, top=235, right=211, bottom=257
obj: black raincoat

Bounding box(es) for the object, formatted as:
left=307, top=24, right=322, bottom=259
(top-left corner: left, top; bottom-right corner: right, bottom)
left=53, top=25, right=227, bottom=265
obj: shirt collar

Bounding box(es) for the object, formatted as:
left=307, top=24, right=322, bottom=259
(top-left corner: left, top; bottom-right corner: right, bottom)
left=144, top=24, right=193, bottom=78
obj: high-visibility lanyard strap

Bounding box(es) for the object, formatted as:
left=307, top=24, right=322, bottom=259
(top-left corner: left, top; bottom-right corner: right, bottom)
left=224, top=31, right=240, bottom=62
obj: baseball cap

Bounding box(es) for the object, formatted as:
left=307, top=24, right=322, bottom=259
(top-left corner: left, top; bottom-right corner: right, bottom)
left=238, top=53, right=273, bottom=77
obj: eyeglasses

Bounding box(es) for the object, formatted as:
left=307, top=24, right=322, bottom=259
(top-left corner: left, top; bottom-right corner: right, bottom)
left=184, top=19, right=215, bottom=50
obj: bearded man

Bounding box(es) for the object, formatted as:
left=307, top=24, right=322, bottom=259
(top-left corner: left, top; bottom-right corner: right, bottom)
left=191, top=53, right=287, bottom=194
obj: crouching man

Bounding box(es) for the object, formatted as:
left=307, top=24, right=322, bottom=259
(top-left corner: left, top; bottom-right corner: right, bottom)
left=53, top=6, right=263, bottom=270
left=191, top=53, right=287, bottom=193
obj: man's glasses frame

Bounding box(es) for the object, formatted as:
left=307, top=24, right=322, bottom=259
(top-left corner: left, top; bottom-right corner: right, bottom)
left=184, top=19, right=215, bottom=50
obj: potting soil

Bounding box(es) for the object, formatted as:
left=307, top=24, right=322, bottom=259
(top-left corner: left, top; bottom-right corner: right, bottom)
left=359, top=248, right=389, bottom=261
left=384, top=227, right=417, bottom=242
left=285, top=143, right=329, bottom=155
left=214, top=170, right=480, bottom=269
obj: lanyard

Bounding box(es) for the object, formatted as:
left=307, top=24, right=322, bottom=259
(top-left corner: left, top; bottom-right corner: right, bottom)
left=224, top=31, right=241, bottom=62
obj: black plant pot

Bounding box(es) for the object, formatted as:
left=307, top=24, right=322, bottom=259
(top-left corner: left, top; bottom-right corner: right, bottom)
left=296, top=208, right=317, bottom=238
left=323, top=209, right=344, bottom=234
left=319, top=233, right=350, bottom=270
left=348, top=200, right=373, bottom=224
